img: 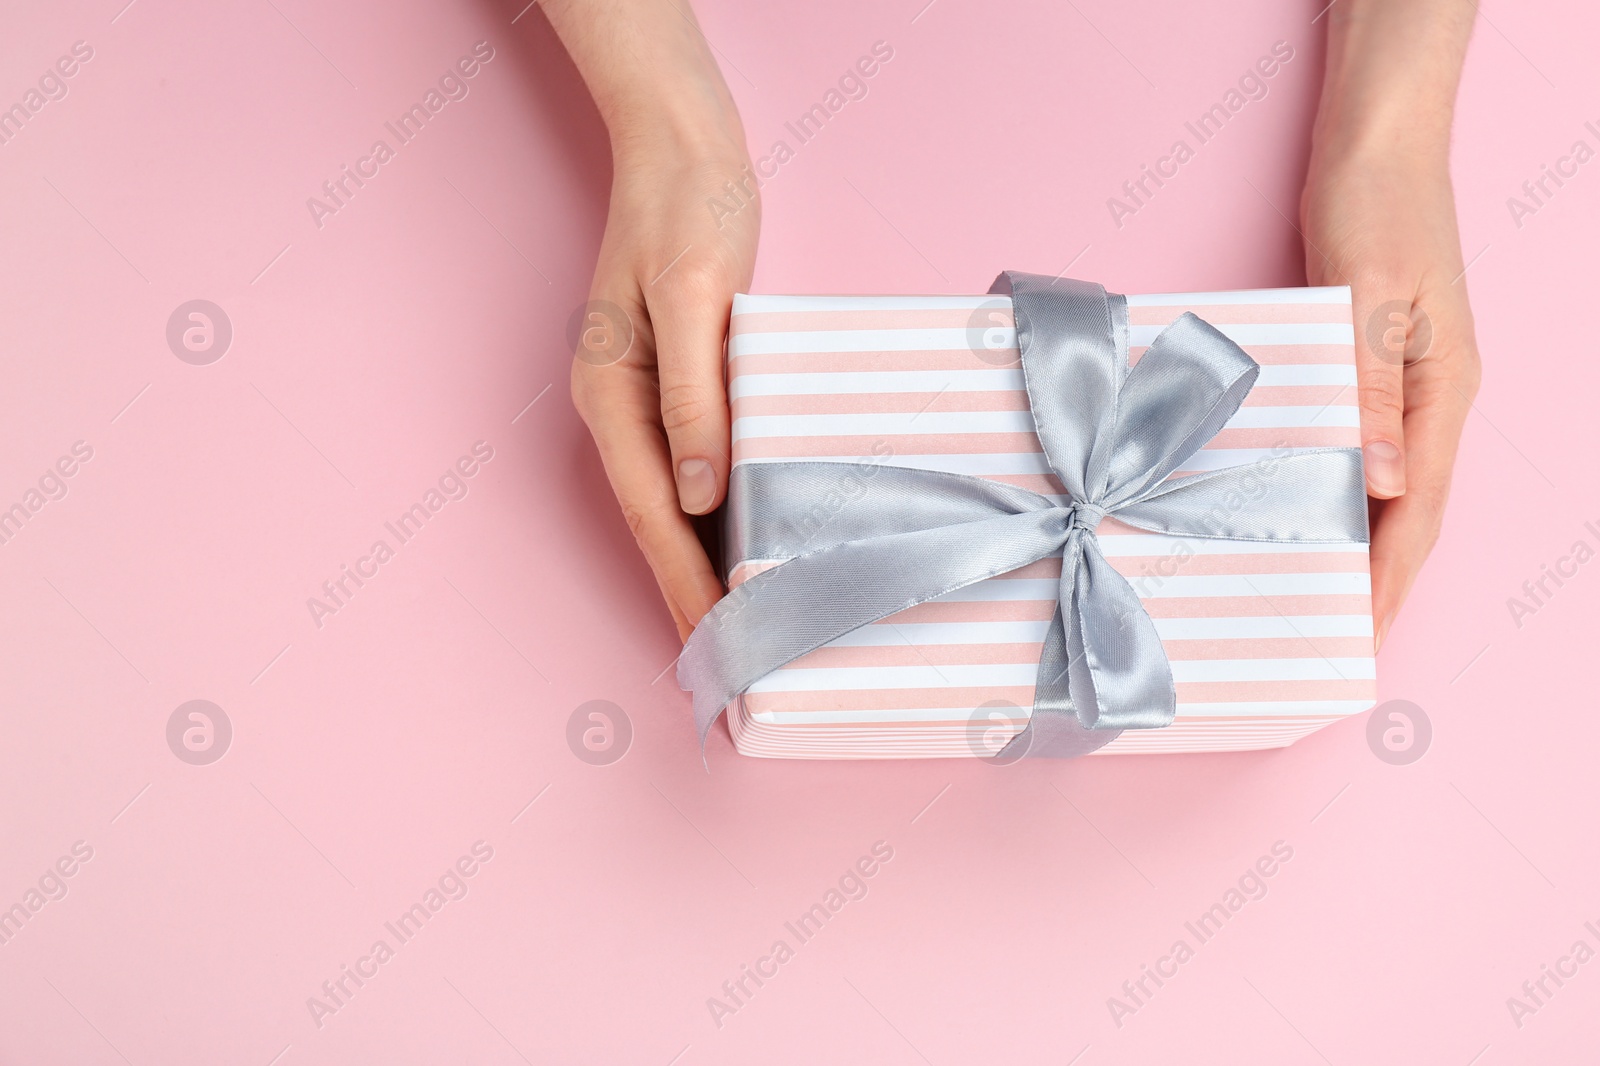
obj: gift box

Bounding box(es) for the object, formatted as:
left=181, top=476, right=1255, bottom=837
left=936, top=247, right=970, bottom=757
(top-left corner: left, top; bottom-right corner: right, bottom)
left=698, top=279, right=1374, bottom=759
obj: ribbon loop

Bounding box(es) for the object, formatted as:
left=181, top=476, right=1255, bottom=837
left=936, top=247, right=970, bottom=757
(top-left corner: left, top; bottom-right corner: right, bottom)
left=678, top=273, right=1370, bottom=758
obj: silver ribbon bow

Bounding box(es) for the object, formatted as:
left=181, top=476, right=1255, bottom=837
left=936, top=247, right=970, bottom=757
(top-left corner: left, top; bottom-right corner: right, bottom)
left=679, top=272, right=1368, bottom=757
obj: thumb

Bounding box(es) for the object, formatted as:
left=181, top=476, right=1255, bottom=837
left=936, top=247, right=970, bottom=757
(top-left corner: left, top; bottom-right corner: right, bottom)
left=649, top=273, right=733, bottom=520
left=1348, top=277, right=1413, bottom=500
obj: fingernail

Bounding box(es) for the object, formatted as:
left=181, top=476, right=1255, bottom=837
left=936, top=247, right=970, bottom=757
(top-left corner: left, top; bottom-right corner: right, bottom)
left=1364, top=440, right=1405, bottom=498
left=1375, top=613, right=1392, bottom=653
left=676, top=459, right=717, bottom=514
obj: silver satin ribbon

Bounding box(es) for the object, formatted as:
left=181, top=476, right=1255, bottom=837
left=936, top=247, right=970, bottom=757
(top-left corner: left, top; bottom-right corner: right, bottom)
left=679, top=272, right=1369, bottom=758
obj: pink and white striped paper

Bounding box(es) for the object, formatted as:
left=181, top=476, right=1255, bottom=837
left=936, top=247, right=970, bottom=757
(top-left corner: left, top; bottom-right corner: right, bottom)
left=723, top=286, right=1374, bottom=759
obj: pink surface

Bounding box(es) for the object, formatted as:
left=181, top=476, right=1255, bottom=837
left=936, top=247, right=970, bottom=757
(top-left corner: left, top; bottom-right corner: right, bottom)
left=0, top=0, right=1594, bottom=1062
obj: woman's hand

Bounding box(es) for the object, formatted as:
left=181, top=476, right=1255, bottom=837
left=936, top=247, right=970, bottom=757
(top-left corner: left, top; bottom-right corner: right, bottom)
left=546, top=0, right=757, bottom=640
left=1302, top=0, right=1479, bottom=649
left=1302, top=154, right=1481, bottom=651
left=572, top=130, right=757, bottom=641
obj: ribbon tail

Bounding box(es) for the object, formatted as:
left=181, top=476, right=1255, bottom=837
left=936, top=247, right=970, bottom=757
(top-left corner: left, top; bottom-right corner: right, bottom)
left=1073, top=535, right=1176, bottom=730
left=679, top=510, right=1072, bottom=750
left=997, top=531, right=1124, bottom=759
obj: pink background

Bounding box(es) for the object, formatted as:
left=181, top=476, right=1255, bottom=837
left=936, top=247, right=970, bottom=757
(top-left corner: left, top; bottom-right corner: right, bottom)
left=1, top=0, right=1595, bottom=1062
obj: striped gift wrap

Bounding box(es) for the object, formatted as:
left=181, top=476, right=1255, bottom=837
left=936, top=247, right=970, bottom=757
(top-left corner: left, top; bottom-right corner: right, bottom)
left=721, top=286, right=1374, bottom=759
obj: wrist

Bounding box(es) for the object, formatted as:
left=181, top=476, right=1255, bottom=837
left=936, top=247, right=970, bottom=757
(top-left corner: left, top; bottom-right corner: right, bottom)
left=1309, top=85, right=1454, bottom=179
left=606, top=84, right=748, bottom=168
left=541, top=0, right=748, bottom=166
left=1307, top=114, right=1452, bottom=192
left=1309, top=0, right=1470, bottom=177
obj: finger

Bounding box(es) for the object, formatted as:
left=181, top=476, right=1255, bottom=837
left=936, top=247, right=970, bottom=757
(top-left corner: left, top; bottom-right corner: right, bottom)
left=1347, top=274, right=1413, bottom=500
left=647, top=266, right=734, bottom=518
left=1368, top=369, right=1472, bottom=649
left=652, top=570, right=695, bottom=643
left=572, top=354, right=724, bottom=637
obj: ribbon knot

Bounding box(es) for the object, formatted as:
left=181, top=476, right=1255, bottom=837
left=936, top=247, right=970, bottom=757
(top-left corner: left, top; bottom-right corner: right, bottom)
left=1063, top=500, right=1107, bottom=535
left=678, top=273, right=1370, bottom=759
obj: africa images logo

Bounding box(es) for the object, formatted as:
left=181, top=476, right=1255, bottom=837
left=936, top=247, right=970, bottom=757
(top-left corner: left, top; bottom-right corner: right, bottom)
left=305, top=42, right=496, bottom=229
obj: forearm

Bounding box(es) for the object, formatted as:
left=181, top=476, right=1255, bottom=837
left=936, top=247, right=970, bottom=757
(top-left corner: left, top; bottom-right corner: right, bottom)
left=543, top=0, right=745, bottom=156
left=1311, top=0, right=1474, bottom=170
